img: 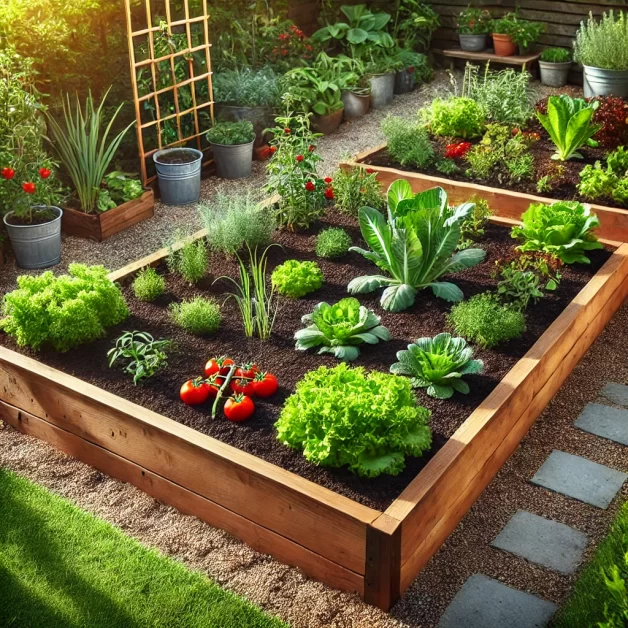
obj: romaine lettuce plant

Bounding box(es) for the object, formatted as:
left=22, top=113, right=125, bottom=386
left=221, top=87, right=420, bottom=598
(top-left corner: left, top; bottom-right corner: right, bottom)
left=276, top=363, right=432, bottom=478
left=536, top=95, right=601, bottom=161
left=390, top=333, right=483, bottom=399
left=348, top=180, right=486, bottom=312
left=511, top=201, right=603, bottom=264
left=294, top=297, right=391, bottom=361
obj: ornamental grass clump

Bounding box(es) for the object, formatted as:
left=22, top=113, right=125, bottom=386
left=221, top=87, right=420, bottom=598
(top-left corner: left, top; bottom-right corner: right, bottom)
left=390, top=333, right=483, bottom=399
left=132, top=267, right=166, bottom=302
left=276, top=363, right=432, bottom=478
left=170, top=297, right=222, bottom=336
left=315, top=227, right=352, bottom=258
left=448, top=293, right=526, bottom=349
left=272, top=260, right=323, bottom=298
left=294, top=297, right=391, bottom=361
left=0, top=264, right=128, bottom=352
left=574, top=11, right=628, bottom=71
left=167, top=238, right=208, bottom=284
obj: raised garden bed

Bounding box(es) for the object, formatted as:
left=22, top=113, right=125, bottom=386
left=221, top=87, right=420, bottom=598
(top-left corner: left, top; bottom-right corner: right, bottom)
left=1, top=206, right=627, bottom=610
left=341, top=144, right=628, bottom=244
left=61, top=189, right=155, bottom=242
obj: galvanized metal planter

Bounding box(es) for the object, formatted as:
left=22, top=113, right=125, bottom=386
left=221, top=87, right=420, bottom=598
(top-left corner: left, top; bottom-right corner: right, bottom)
left=153, top=148, right=203, bottom=206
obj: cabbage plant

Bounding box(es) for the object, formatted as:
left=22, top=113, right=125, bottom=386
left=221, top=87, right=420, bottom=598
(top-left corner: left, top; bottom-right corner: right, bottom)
left=348, top=181, right=486, bottom=312
left=294, top=297, right=390, bottom=361
left=390, top=333, right=484, bottom=399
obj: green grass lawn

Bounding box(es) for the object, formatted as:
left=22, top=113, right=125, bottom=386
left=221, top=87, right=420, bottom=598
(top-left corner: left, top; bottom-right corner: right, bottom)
left=0, top=468, right=286, bottom=628
left=554, top=499, right=628, bottom=627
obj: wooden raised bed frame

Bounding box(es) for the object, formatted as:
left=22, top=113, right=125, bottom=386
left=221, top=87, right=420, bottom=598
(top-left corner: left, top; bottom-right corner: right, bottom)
left=341, top=144, right=628, bottom=244
left=1, top=224, right=627, bottom=611
left=61, top=189, right=155, bottom=242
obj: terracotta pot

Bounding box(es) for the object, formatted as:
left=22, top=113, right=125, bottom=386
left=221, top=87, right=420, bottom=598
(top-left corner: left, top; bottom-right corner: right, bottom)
left=311, top=107, right=344, bottom=135
left=492, top=33, right=517, bottom=57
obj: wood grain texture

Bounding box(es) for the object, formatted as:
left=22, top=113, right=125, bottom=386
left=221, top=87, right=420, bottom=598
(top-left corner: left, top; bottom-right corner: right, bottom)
left=61, top=190, right=155, bottom=242
left=0, top=400, right=364, bottom=595
left=342, top=149, right=628, bottom=243
left=365, top=514, right=402, bottom=611
left=0, top=347, right=379, bottom=574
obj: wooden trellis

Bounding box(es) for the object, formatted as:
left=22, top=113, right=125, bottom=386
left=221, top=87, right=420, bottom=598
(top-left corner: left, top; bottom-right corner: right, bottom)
left=124, top=0, right=214, bottom=186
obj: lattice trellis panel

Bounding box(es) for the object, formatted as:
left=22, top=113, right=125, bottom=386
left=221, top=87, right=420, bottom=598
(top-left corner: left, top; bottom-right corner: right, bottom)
left=124, top=0, right=214, bottom=185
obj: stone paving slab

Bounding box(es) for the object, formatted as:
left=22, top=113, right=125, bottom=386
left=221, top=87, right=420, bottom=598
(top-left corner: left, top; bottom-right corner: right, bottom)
left=491, top=510, right=588, bottom=574
left=575, top=403, right=628, bottom=446
left=600, top=382, right=628, bottom=408
left=438, top=574, right=557, bottom=628
left=530, top=450, right=627, bottom=509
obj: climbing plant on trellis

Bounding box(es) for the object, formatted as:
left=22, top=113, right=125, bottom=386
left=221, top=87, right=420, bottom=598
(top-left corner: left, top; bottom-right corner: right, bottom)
left=124, top=0, right=214, bottom=185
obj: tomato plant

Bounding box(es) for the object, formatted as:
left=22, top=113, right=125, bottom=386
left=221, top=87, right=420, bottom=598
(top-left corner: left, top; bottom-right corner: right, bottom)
left=224, top=394, right=255, bottom=422
left=180, top=378, right=211, bottom=405
left=235, top=363, right=259, bottom=380
left=253, top=372, right=278, bottom=398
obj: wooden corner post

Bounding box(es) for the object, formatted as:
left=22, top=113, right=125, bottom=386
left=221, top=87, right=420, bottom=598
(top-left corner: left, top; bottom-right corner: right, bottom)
left=365, top=514, right=402, bottom=611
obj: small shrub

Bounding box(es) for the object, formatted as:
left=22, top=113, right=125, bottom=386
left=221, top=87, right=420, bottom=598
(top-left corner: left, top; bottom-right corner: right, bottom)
left=275, top=363, right=432, bottom=478
left=107, top=331, right=171, bottom=385
left=541, top=48, right=571, bottom=63
left=332, top=167, right=384, bottom=216
left=206, top=120, right=255, bottom=146
left=199, top=193, right=276, bottom=256
left=0, top=264, right=128, bottom=352
left=436, top=158, right=459, bottom=175
left=574, top=11, right=628, bottom=71
left=459, top=197, right=491, bottom=248
left=170, top=297, right=222, bottom=336
left=167, top=239, right=208, bottom=284
left=132, top=267, right=166, bottom=302
left=421, top=97, right=485, bottom=139
left=315, top=228, right=352, bottom=258
left=382, top=115, right=435, bottom=168
left=448, top=293, right=526, bottom=349
left=272, top=260, right=323, bottom=298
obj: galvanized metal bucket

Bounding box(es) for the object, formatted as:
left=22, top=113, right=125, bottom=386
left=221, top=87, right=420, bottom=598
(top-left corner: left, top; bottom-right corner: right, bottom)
left=459, top=33, right=488, bottom=52
left=583, top=65, right=628, bottom=98
left=394, top=69, right=416, bottom=94
left=210, top=140, right=254, bottom=179
left=153, top=148, right=203, bottom=205
left=341, top=90, right=370, bottom=120
left=539, top=61, right=571, bottom=88
left=4, top=206, right=62, bottom=269
left=369, top=73, right=395, bottom=109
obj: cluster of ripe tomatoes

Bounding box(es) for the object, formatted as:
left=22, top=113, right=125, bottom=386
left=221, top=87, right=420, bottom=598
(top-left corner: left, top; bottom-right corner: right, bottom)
left=179, top=356, right=278, bottom=422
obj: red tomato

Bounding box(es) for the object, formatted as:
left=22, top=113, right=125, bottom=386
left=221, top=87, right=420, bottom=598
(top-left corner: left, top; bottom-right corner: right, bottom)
left=204, top=357, right=234, bottom=377
left=219, top=358, right=235, bottom=375
left=206, top=374, right=223, bottom=398
left=230, top=377, right=256, bottom=397
left=253, top=372, right=278, bottom=398
left=235, top=363, right=259, bottom=380
left=180, top=378, right=211, bottom=405
left=224, top=394, right=255, bottom=422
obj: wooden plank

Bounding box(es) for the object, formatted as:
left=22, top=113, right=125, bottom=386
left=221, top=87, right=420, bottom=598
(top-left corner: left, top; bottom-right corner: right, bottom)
left=0, top=346, right=379, bottom=575
left=364, top=514, right=401, bottom=611
left=435, top=48, right=540, bottom=67
left=0, top=401, right=363, bottom=595
left=397, top=263, right=628, bottom=591
left=385, top=245, right=628, bottom=587
left=343, top=149, right=628, bottom=243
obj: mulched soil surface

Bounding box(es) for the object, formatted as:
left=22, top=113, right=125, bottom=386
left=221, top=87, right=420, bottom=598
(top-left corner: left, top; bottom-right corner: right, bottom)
left=363, top=136, right=625, bottom=210
left=1, top=210, right=610, bottom=510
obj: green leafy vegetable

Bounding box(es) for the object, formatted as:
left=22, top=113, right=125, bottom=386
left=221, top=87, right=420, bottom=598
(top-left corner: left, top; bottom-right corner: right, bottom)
left=276, top=363, right=432, bottom=478
left=390, top=333, right=483, bottom=399
left=107, top=331, right=171, bottom=385
left=348, top=180, right=486, bottom=312
left=511, top=201, right=603, bottom=264
left=536, top=95, right=601, bottom=161
left=271, top=260, right=323, bottom=298
left=294, top=297, right=391, bottom=361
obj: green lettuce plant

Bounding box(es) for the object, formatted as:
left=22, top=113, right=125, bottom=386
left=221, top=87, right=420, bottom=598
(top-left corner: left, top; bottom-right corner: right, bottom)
left=536, top=95, right=601, bottom=161
left=511, top=201, right=603, bottom=264
left=294, top=297, right=391, bottom=361
left=0, top=264, right=128, bottom=352
left=421, top=96, right=485, bottom=139
left=272, top=260, right=323, bottom=298
left=276, top=363, right=432, bottom=478
left=390, top=333, right=483, bottom=399
left=348, top=180, right=486, bottom=312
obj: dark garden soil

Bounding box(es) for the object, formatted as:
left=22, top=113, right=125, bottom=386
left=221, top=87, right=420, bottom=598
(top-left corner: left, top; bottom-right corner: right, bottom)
left=363, top=135, right=627, bottom=211
left=154, top=148, right=201, bottom=165
left=0, top=212, right=611, bottom=510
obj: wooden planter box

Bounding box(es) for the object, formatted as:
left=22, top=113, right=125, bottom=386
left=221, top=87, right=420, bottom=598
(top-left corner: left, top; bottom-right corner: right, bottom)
left=61, top=189, right=155, bottom=242
left=1, top=228, right=627, bottom=611
left=341, top=144, right=628, bottom=244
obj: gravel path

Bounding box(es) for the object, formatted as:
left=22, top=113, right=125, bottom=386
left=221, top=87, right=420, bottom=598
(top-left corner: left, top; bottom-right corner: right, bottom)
left=1, top=300, right=625, bottom=628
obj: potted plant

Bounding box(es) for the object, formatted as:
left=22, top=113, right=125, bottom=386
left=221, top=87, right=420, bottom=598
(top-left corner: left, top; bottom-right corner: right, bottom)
left=390, top=0, right=440, bottom=53
left=207, top=120, right=256, bottom=179
left=341, top=79, right=371, bottom=121
left=510, top=18, right=545, bottom=55
left=394, top=49, right=430, bottom=94
left=366, top=52, right=403, bottom=108
left=539, top=48, right=572, bottom=88
left=47, top=90, right=153, bottom=240
left=491, top=13, right=518, bottom=57
left=0, top=159, right=64, bottom=269
left=574, top=11, right=628, bottom=98
left=456, top=7, right=492, bottom=52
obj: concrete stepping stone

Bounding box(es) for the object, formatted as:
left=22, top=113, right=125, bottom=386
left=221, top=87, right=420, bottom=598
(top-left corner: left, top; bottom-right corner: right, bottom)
left=491, top=510, right=587, bottom=575
left=438, top=574, right=557, bottom=628
left=530, top=450, right=627, bottom=509
left=600, top=382, right=628, bottom=407
left=575, top=403, right=628, bottom=446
